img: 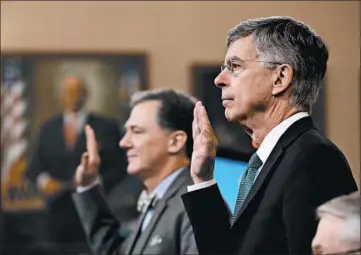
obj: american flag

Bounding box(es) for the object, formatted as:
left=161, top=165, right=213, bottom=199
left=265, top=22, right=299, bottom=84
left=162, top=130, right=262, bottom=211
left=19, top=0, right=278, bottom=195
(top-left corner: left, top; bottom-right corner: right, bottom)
left=1, top=58, right=29, bottom=205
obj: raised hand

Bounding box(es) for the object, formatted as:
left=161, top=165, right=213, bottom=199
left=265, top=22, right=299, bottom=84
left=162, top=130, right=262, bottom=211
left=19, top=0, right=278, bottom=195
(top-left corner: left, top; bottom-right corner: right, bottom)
left=190, top=101, right=218, bottom=184
left=74, top=125, right=101, bottom=187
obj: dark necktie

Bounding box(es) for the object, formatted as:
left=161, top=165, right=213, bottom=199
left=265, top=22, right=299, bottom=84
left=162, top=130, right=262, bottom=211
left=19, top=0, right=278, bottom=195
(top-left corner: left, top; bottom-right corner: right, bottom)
left=231, top=152, right=263, bottom=225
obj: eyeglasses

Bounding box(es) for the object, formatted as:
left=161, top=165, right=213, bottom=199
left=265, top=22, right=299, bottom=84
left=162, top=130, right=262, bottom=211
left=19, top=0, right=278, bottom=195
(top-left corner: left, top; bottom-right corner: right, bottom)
left=220, top=60, right=283, bottom=77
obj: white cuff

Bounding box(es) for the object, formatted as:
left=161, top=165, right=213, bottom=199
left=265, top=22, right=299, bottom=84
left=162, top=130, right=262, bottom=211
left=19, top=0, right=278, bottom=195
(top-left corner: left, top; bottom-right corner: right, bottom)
left=76, top=179, right=100, bottom=193
left=187, top=179, right=217, bottom=192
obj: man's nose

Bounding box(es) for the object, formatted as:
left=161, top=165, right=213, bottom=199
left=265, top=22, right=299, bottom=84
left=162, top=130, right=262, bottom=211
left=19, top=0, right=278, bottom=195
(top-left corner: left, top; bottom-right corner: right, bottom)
left=119, top=133, right=131, bottom=149
left=214, top=71, right=230, bottom=88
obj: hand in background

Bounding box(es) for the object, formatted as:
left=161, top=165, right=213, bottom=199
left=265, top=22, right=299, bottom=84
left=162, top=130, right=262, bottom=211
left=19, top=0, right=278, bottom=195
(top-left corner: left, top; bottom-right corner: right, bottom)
left=75, top=125, right=101, bottom=187
left=37, top=173, right=64, bottom=196
left=190, top=101, right=218, bottom=184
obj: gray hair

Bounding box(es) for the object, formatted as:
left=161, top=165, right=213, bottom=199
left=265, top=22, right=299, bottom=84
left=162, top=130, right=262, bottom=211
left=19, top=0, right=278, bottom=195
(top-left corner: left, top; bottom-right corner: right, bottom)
left=316, top=191, right=360, bottom=246
left=227, top=16, right=329, bottom=111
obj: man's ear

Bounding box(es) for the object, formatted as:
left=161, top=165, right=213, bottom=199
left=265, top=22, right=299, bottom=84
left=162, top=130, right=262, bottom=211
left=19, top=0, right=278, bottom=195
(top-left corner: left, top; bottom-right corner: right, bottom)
left=168, top=130, right=187, bottom=155
left=271, top=64, right=293, bottom=96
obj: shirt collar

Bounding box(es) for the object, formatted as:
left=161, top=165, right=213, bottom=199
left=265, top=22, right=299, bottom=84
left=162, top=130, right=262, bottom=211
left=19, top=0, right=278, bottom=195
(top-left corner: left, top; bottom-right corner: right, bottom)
left=257, top=112, right=309, bottom=164
left=63, top=108, right=88, bottom=123
left=150, top=167, right=185, bottom=200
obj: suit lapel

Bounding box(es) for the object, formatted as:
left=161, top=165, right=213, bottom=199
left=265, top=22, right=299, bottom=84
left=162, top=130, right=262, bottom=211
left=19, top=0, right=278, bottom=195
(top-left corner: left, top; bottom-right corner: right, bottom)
left=129, top=167, right=190, bottom=254
left=125, top=210, right=148, bottom=255
left=73, top=128, right=85, bottom=153
left=132, top=200, right=168, bottom=254
left=55, top=115, right=68, bottom=152
left=234, top=145, right=284, bottom=223
left=72, top=113, right=92, bottom=153
left=161, top=167, right=190, bottom=201
left=233, top=117, right=316, bottom=223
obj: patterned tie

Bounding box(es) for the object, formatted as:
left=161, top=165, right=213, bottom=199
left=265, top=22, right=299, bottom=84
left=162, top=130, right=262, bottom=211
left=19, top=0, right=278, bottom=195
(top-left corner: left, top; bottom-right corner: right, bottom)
left=231, top=152, right=263, bottom=225
left=137, top=190, right=158, bottom=214
left=136, top=190, right=159, bottom=232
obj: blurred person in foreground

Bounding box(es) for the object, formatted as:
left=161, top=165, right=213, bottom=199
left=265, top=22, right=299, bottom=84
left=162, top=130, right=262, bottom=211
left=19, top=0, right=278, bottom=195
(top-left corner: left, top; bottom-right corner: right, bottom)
left=72, top=89, right=198, bottom=255
left=182, top=16, right=358, bottom=255
left=25, top=75, right=126, bottom=246
left=312, top=191, right=360, bottom=255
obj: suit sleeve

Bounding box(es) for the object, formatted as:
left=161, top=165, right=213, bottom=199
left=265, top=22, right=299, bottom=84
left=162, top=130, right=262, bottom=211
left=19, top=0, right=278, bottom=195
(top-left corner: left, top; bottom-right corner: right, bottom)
left=282, top=144, right=358, bottom=254
left=72, top=186, right=126, bottom=255
left=179, top=210, right=199, bottom=255
left=182, top=184, right=235, bottom=255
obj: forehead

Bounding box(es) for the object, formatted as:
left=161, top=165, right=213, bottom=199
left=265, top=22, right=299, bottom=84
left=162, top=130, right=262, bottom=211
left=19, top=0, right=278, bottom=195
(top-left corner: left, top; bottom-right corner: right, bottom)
left=126, top=100, right=161, bottom=128
left=225, top=36, right=258, bottom=62
left=61, top=77, right=84, bottom=92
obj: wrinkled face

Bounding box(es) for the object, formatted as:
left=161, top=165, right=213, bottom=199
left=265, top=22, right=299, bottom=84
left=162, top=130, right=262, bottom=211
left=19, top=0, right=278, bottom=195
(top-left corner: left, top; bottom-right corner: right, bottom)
left=60, top=76, right=87, bottom=112
left=214, top=36, right=275, bottom=123
left=312, top=214, right=360, bottom=254
left=119, top=100, right=171, bottom=179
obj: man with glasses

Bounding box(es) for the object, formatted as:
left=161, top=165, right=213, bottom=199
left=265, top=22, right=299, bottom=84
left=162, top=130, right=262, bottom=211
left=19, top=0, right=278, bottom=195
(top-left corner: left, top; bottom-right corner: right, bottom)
left=312, top=191, right=360, bottom=255
left=182, top=16, right=357, bottom=255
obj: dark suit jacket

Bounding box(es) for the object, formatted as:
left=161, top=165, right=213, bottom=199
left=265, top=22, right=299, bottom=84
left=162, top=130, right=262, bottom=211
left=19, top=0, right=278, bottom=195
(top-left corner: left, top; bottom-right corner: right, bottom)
left=182, top=117, right=357, bottom=255
left=72, top=167, right=198, bottom=255
left=26, top=113, right=126, bottom=195
left=25, top=113, right=127, bottom=243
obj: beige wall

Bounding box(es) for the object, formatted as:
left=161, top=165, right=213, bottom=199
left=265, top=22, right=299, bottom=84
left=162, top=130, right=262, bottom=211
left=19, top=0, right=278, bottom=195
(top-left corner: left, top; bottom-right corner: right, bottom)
left=1, top=1, right=360, bottom=185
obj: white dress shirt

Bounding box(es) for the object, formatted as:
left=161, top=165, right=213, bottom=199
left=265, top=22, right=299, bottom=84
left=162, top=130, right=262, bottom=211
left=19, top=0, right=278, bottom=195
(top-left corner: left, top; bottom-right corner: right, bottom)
left=63, top=108, right=88, bottom=135
left=187, top=112, right=309, bottom=192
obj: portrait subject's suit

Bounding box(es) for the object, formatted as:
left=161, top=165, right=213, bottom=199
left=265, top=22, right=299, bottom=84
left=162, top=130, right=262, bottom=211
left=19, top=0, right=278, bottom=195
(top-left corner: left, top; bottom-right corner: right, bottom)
left=72, top=167, right=198, bottom=255
left=26, top=113, right=126, bottom=244
left=182, top=117, right=357, bottom=255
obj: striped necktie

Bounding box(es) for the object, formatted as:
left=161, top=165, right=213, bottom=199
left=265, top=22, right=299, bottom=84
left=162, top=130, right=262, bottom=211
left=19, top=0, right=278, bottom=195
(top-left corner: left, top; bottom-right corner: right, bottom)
left=231, top=152, right=262, bottom=225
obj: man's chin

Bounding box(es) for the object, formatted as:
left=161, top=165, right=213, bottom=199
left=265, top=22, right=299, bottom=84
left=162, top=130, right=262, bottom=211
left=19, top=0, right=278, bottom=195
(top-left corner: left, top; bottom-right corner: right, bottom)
left=224, top=109, right=236, bottom=122
left=127, top=166, right=140, bottom=176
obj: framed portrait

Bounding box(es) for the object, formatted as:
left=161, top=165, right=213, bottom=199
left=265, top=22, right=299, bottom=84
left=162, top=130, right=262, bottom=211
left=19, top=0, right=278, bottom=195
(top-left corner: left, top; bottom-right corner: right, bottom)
left=1, top=52, right=149, bottom=212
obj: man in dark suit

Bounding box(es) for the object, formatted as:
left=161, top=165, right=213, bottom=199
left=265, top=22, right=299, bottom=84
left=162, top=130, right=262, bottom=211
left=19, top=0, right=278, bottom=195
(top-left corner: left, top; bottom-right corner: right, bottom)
left=72, top=89, right=198, bottom=255
left=182, top=16, right=358, bottom=255
left=25, top=75, right=126, bottom=247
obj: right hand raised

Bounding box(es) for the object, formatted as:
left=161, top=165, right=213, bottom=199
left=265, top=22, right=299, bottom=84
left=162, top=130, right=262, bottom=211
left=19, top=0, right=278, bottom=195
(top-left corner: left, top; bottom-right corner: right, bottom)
left=190, top=101, right=218, bottom=184
left=75, top=125, right=101, bottom=187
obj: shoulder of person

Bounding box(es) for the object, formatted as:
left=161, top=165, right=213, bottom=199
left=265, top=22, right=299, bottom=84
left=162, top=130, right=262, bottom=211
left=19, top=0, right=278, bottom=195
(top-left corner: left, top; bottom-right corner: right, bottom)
left=40, top=113, right=63, bottom=130
left=292, top=129, right=346, bottom=160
